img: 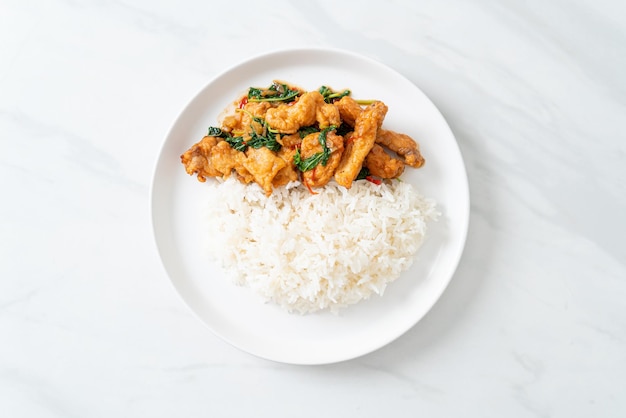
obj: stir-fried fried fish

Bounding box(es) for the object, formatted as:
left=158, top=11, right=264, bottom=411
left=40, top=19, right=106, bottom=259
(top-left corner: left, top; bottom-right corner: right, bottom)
left=180, top=136, right=251, bottom=182
left=211, top=140, right=252, bottom=181
left=376, top=129, right=425, bottom=168
left=334, top=95, right=424, bottom=169
left=272, top=147, right=299, bottom=187
left=365, top=144, right=405, bottom=179
left=300, top=131, right=344, bottom=188
left=335, top=96, right=362, bottom=127
left=334, top=101, right=388, bottom=188
left=181, top=135, right=221, bottom=181
left=180, top=81, right=426, bottom=195
left=243, top=147, right=286, bottom=195
left=265, top=91, right=340, bottom=134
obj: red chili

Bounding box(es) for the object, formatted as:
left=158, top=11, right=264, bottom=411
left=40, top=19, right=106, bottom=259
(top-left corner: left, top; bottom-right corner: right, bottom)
left=346, top=135, right=359, bottom=145
left=366, top=176, right=382, bottom=185
left=303, top=179, right=318, bottom=195
left=238, top=97, right=248, bottom=109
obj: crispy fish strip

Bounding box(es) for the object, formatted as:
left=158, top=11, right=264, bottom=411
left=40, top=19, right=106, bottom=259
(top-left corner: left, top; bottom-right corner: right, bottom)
left=181, top=137, right=256, bottom=184
left=272, top=147, right=299, bottom=188
left=242, top=147, right=287, bottom=196
left=376, top=129, right=425, bottom=168
left=336, top=96, right=425, bottom=168
left=180, top=135, right=222, bottom=181
left=334, top=101, right=388, bottom=188
left=265, top=91, right=340, bottom=134
left=364, top=143, right=405, bottom=179
left=335, top=96, right=362, bottom=127
left=301, top=131, right=344, bottom=188
left=210, top=141, right=252, bottom=181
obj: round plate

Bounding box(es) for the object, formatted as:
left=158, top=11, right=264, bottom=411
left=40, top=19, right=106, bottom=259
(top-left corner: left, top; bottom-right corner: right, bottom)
left=151, top=48, right=469, bottom=365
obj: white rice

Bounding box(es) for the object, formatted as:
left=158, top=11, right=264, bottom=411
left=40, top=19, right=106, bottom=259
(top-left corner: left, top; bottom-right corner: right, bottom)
left=202, top=177, right=439, bottom=314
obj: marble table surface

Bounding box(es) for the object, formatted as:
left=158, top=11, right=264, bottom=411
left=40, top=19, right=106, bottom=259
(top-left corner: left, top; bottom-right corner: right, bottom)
left=2, top=0, right=625, bottom=416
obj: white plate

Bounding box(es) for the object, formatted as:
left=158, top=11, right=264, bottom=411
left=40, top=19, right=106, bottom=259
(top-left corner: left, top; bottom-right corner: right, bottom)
left=151, top=48, right=469, bottom=365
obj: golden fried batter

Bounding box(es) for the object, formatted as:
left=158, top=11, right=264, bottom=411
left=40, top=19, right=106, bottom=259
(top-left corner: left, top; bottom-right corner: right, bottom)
left=180, top=135, right=221, bottom=181
left=335, top=96, right=362, bottom=127
left=181, top=82, right=426, bottom=195
left=300, top=131, right=344, bottom=188
left=272, top=147, right=299, bottom=187
left=242, top=147, right=286, bottom=196
left=221, top=112, right=243, bottom=134
left=279, top=133, right=302, bottom=149
left=180, top=135, right=284, bottom=193
left=265, top=91, right=340, bottom=134
left=210, top=141, right=251, bottom=181
left=180, top=136, right=255, bottom=184
left=316, top=100, right=341, bottom=130
left=336, top=97, right=424, bottom=168
left=221, top=101, right=272, bottom=135
left=334, top=101, right=388, bottom=188
left=376, top=129, right=425, bottom=168
left=243, top=101, right=272, bottom=133
left=364, top=144, right=405, bottom=179
left=244, top=101, right=272, bottom=117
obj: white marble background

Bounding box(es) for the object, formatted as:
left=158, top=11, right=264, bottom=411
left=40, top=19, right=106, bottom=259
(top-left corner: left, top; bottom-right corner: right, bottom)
left=1, top=0, right=625, bottom=416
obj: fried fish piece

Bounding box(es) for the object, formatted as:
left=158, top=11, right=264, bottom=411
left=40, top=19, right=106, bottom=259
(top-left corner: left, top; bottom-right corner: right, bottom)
left=180, top=135, right=255, bottom=184
left=364, top=143, right=405, bottom=179
left=221, top=112, right=243, bottom=134
left=182, top=83, right=422, bottom=195
left=334, top=101, right=388, bottom=188
left=336, top=96, right=425, bottom=169
left=335, top=96, right=362, bottom=127
left=242, top=147, right=287, bottom=196
left=221, top=101, right=272, bottom=135
left=376, top=129, right=425, bottom=168
left=265, top=91, right=340, bottom=134
left=180, top=135, right=222, bottom=181
left=315, top=99, right=341, bottom=130
left=210, top=140, right=253, bottom=182
left=279, top=133, right=302, bottom=149
left=300, top=131, right=344, bottom=188
left=272, top=147, right=299, bottom=188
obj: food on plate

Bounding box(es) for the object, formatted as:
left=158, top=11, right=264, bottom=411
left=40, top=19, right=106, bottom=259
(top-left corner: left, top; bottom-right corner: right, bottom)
left=265, top=90, right=341, bottom=133
left=333, top=101, right=388, bottom=187
left=181, top=81, right=425, bottom=195
left=364, top=143, right=405, bottom=179
left=181, top=81, right=438, bottom=313
left=375, top=129, right=425, bottom=168
left=300, top=128, right=344, bottom=188
left=203, top=176, right=438, bottom=314
left=335, top=96, right=424, bottom=168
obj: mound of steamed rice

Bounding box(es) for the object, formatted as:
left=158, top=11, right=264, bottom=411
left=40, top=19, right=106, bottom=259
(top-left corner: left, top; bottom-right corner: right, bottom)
left=203, top=177, right=438, bottom=314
